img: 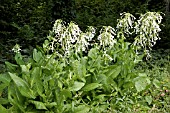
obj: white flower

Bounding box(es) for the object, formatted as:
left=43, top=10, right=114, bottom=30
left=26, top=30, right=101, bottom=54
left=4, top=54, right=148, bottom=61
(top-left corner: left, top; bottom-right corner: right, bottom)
left=12, top=44, right=21, bottom=53
left=117, top=13, right=136, bottom=34
left=98, top=26, right=116, bottom=49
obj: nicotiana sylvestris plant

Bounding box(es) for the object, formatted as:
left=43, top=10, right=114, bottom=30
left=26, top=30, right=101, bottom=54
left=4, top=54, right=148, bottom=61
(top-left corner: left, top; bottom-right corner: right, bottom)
left=43, top=12, right=162, bottom=112
left=2, top=12, right=163, bottom=112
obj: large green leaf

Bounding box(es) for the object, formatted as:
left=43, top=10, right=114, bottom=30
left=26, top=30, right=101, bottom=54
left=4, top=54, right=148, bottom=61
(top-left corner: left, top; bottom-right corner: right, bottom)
left=79, top=57, right=87, bottom=77
left=95, top=74, right=107, bottom=83
left=30, top=67, right=41, bottom=88
left=69, top=81, right=85, bottom=91
left=9, top=72, right=36, bottom=99
left=60, top=89, right=72, bottom=99
left=145, top=95, right=152, bottom=105
left=0, top=73, right=11, bottom=84
left=105, top=65, right=121, bottom=79
left=82, top=83, right=102, bottom=91
left=30, top=67, right=45, bottom=98
left=15, top=53, right=25, bottom=65
left=0, top=98, right=9, bottom=105
left=153, top=79, right=161, bottom=88
left=36, top=80, right=45, bottom=97
left=135, top=80, right=146, bottom=92
left=72, top=58, right=87, bottom=79
left=74, top=105, right=90, bottom=113
left=29, top=100, right=47, bottom=110
left=0, top=104, right=8, bottom=113
left=5, top=62, right=18, bottom=72
left=88, top=48, right=98, bottom=59
left=134, top=73, right=150, bottom=92
left=33, top=49, right=43, bottom=62
left=20, top=63, right=31, bottom=74
left=8, top=83, right=25, bottom=112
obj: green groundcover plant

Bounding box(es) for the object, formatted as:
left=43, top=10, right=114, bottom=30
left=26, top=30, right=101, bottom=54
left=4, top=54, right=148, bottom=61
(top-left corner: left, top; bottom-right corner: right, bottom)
left=0, top=12, right=163, bottom=112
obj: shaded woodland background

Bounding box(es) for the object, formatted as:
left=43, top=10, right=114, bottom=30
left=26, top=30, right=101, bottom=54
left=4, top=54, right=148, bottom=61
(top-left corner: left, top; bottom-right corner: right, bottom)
left=0, top=0, right=170, bottom=63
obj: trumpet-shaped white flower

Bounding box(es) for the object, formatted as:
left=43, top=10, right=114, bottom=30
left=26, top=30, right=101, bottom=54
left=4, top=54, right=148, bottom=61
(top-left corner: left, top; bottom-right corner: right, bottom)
left=133, top=12, right=163, bottom=58
left=117, top=12, right=136, bottom=34
left=50, top=19, right=97, bottom=58
left=98, top=26, right=116, bottom=49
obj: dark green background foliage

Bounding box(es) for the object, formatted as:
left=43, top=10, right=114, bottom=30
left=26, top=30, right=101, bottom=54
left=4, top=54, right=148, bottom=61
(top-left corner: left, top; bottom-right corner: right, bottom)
left=74, top=0, right=149, bottom=29
left=0, top=0, right=75, bottom=62
left=52, top=0, right=76, bottom=23
left=0, top=0, right=169, bottom=64
left=0, top=0, right=75, bottom=44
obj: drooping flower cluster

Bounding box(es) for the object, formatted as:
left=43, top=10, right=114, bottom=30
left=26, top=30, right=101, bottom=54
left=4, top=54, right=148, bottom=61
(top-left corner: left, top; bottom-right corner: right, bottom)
left=98, top=26, right=116, bottom=50
left=50, top=20, right=96, bottom=57
left=116, top=13, right=136, bottom=35
left=134, top=12, right=163, bottom=50
left=133, top=12, right=163, bottom=58
left=75, top=26, right=96, bottom=53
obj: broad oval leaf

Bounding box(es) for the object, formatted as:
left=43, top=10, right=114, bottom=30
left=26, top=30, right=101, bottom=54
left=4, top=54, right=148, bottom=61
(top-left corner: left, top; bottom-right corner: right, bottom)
left=135, top=80, right=146, bottom=92
left=15, top=53, right=25, bottom=65
left=105, top=65, right=121, bottom=79
left=82, top=83, right=102, bottom=91
left=60, top=89, right=72, bottom=99
left=9, top=72, right=36, bottom=99
left=31, top=67, right=41, bottom=88
left=145, top=95, right=152, bottom=105
left=36, top=80, right=45, bottom=97
left=153, top=79, right=161, bottom=88
left=0, top=73, right=11, bottom=84
left=74, top=105, right=90, bottom=113
left=134, top=76, right=150, bottom=92
left=5, top=62, right=18, bottom=72
left=29, top=100, right=47, bottom=110
left=33, top=49, right=43, bottom=62
left=8, top=84, right=25, bottom=112
left=88, top=48, right=98, bottom=59
left=20, top=63, right=31, bottom=74
left=69, top=81, right=85, bottom=91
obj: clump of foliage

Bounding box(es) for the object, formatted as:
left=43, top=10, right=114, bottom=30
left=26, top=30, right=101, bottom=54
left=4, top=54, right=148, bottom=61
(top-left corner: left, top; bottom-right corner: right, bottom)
left=0, top=12, right=165, bottom=112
